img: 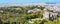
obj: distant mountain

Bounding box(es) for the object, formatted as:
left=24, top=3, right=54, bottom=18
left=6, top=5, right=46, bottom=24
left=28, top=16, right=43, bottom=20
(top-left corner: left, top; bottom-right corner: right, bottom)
left=0, top=2, right=60, bottom=7
left=46, top=2, right=56, bottom=4
left=0, top=3, right=44, bottom=7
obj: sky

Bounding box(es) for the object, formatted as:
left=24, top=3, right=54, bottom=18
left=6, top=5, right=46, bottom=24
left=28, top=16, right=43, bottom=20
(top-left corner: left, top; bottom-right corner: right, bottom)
left=0, top=0, right=60, bottom=3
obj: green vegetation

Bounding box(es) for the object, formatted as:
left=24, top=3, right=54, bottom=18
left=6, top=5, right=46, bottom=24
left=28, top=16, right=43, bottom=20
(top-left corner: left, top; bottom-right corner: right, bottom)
left=0, top=6, right=60, bottom=24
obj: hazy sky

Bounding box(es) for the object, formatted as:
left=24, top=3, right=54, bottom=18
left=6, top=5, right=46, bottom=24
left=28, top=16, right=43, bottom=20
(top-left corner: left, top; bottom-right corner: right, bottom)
left=0, top=0, right=60, bottom=3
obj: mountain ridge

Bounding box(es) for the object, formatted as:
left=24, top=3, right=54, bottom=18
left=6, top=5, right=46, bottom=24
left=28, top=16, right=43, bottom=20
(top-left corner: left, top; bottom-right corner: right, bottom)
left=0, top=2, right=60, bottom=7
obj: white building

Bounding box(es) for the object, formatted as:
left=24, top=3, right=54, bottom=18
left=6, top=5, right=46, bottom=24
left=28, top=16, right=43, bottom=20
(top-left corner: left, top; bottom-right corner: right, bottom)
left=28, top=8, right=41, bottom=13
left=0, top=10, right=3, bottom=13
left=45, top=4, right=60, bottom=12
left=50, top=12, right=58, bottom=19
left=28, top=18, right=40, bottom=23
left=43, top=8, right=49, bottom=19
